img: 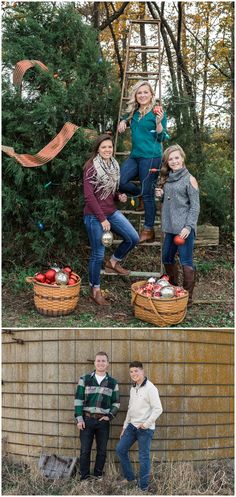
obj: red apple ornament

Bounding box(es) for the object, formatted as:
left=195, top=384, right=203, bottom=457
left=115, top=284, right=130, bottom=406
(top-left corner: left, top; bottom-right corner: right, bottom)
left=153, top=105, right=163, bottom=115
left=174, top=235, right=185, bottom=246
left=35, top=273, right=46, bottom=283
left=45, top=269, right=56, bottom=282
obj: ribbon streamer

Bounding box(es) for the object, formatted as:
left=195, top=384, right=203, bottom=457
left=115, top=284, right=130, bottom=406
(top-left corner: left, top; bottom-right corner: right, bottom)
left=2, top=59, right=98, bottom=167
left=13, top=59, right=49, bottom=87
left=2, top=122, right=79, bottom=167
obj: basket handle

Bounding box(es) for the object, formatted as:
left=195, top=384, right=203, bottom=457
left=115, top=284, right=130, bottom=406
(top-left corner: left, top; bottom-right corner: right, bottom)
left=148, top=296, right=187, bottom=326
left=148, top=296, right=172, bottom=326
left=25, top=276, right=35, bottom=284
left=131, top=291, right=138, bottom=306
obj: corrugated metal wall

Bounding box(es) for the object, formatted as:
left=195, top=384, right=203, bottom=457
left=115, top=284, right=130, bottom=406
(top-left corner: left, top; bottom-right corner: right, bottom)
left=2, top=328, right=234, bottom=463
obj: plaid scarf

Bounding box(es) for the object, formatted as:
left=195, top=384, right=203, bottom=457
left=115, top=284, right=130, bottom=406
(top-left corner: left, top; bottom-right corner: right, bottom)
left=86, top=154, right=120, bottom=200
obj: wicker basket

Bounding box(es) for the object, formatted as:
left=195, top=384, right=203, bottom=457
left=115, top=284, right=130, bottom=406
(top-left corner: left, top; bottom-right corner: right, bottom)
left=131, top=280, right=188, bottom=327
left=26, top=273, right=81, bottom=316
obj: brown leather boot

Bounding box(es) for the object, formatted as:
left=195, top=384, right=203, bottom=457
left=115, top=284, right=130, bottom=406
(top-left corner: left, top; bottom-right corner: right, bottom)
left=90, top=288, right=110, bottom=306
left=136, top=197, right=144, bottom=212
left=104, top=259, right=130, bottom=275
left=139, top=228, right=155, bottom=244
left=183, top=266, right=196, bottom=308
left=164, top=263, right=179, bottom=286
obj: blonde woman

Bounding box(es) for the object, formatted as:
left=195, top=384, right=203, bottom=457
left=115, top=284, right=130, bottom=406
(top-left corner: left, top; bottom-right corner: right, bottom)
left=156, top=144, right=200, bottom=307
left=118, top=80, right=169, bottom=243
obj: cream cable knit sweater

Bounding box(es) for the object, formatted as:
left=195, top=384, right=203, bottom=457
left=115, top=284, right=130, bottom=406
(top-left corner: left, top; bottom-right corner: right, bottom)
left=123, top=379, right=163, bottom=430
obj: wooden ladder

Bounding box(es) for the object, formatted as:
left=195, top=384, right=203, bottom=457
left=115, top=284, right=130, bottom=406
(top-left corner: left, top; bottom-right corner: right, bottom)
left=102, top=19, right=163, bottom=278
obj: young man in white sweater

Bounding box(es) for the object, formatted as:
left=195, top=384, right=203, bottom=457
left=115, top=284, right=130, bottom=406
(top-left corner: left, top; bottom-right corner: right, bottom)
left=116, top=361, right=163, bottom=491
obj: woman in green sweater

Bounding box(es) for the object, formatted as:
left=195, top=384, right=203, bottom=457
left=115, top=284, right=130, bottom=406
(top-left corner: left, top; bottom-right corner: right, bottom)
left=118, top=80, right=169, bottom=243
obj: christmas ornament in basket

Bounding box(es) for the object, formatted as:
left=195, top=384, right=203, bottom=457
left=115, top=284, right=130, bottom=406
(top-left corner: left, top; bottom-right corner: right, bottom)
left=26, top=269, right=81, bottom=316
left=131, top=279, right=189, bottom=327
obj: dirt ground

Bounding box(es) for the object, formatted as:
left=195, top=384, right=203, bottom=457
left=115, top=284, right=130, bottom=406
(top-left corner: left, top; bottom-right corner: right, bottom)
left=2, top=245, right=234, bottom=329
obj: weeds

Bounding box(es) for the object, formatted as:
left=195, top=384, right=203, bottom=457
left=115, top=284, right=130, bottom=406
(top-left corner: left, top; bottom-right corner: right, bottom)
left=2, top=456, right=234, bottom=495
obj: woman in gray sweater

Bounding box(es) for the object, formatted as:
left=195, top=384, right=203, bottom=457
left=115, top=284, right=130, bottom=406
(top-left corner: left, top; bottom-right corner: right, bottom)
left=156, top=144, right=200, bottom=307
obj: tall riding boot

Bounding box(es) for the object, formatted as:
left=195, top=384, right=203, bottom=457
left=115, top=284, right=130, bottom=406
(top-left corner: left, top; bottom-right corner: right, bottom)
left=136, top=197, right=144, bottom=212
left=164, top=263, right=179, bottom=286
left=183, top=266, right=196, bottom=308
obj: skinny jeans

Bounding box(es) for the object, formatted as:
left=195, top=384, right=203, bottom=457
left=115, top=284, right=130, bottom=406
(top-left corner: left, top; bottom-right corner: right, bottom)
left=162, top=230, right=195, bottom=268
left=119, top=157, right=161, bottom=229
left=116, top=423, right=155, bottom=490
left=84, top=210, right=139, bottom=287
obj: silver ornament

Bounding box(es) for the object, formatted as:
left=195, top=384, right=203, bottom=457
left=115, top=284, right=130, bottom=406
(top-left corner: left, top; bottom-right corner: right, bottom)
left=51, top=264, right=61, bottom=273
left=160, top=286, right=175, bottom=298
left=55, top=271, right=69, bottom=285
left=157, top=279, right=170, bottom=288
left=101, top=231, right=114, bottom=247
left=148, top=277, right=156, bottom=283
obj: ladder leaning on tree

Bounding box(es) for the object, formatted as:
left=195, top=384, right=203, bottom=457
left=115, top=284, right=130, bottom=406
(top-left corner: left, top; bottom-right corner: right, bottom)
left=102, top=19, right=163, bottom=278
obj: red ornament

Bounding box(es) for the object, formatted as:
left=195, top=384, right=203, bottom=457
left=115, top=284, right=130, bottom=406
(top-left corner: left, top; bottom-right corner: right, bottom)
left=54, top=73, right=59, bottom=79
left=45, top=269, right=56, bottom=282
left=45, top=278, right=51, bottom=284
left=68, top=278, right=76, bottom=285
left=35, top=273, right=46, bottom=283
left=63, top=266, right=72, bottom=275
left=153, top=105, right=163, bottom=115
left=70, top=274, right=78, bottom=282
left=174, top=235, right=185, bottom=246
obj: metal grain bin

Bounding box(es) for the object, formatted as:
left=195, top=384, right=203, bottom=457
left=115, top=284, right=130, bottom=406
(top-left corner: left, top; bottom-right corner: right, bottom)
left=2, top=328, right=234, bottom=463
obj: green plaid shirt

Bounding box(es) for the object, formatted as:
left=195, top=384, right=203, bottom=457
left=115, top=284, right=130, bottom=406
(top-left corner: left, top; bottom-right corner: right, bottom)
left=74, top=371, right=120, bottom=422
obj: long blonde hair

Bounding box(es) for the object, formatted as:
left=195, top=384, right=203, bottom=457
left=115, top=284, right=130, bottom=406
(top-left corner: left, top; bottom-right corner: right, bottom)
left=159, top=144, right=186, bottom=188
left=125, top=80, right=155, bottom=121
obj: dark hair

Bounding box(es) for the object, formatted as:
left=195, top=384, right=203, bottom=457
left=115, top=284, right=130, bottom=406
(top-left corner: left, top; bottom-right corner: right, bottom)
left=129, top=361, right=143, bottom=369
left=84, top=134, right=114, bottom=169
left=95, top=351, right=109, bottom=361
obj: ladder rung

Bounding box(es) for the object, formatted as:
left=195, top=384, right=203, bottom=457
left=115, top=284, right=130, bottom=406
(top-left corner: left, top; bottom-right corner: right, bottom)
left=130, top=20, right=160, bottom=24
left=113, top=240, right=161, bottom=246
left=129, top=45, right=160, bottom=49
left=126, top=71, right=159, bottom=75
left=101, top=270, right=161, bottom=278
left=127, top=76, right=159, bottom=80
left=115, top=151, right=130, bottom=155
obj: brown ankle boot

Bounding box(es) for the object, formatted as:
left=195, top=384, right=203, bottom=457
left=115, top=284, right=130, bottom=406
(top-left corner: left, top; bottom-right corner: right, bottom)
left=136, top=197, right=144, bottom=212
left=104, top=259, right=130, bottom=275
left=183, top=266, right=196, bottom=307
left=164, top=263, right=179, bottom=286
left=90, top=288, right=110, bottom=306
left=139, top=228, right=155, bottom=244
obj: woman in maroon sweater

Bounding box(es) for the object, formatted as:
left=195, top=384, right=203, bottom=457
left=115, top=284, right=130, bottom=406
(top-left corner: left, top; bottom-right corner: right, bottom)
left=83, top=134, right=139, bottom=306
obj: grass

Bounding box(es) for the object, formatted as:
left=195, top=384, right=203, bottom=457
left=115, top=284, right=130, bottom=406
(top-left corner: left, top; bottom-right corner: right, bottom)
left=2, top=245, right=234, bottom=328
left=2, top=456, right=234, bottom=495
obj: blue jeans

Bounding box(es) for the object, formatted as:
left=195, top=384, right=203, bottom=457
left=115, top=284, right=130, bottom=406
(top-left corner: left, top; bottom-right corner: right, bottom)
left=116, top=423, right=155, bottom=490
left=80, top=417, right=110, bottom=479
left=84, top=211, right=139, bottom=287
left=162, top=230, right=195, bottom=267
left=119, top=157, right=161, bottom=229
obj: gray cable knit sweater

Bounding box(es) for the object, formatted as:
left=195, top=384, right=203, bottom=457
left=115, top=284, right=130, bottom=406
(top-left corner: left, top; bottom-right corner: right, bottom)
left=161, top=168, right=200, bottom=234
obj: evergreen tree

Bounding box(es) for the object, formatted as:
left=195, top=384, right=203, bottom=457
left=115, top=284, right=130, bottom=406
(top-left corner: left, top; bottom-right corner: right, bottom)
left=2, top=2, right=120, bottom=268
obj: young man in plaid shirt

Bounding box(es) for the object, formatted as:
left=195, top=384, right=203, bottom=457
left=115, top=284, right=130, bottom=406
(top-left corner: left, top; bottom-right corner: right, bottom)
left=74, top=351, right=120, bottom=480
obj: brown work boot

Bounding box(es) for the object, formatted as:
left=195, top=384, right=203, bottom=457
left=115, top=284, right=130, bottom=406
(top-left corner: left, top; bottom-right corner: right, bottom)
left=139, top=228, right=155, bottom=244
left=136, top=197, right=144, bottom=212
left=104, top=259, right=130, bottom=275
left=90, top=288, right=110, bottom=306
left=183, top=266, right=196, bottom=308
left=164, top=263, right=179, bottom=286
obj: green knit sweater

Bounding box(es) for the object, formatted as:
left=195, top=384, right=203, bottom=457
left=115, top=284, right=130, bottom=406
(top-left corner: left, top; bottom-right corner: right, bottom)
left=123, top=109, right=169, bottom=158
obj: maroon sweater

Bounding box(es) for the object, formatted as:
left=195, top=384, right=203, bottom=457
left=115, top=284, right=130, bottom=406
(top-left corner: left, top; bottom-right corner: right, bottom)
left=83, top=161, right=119, bottom=223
